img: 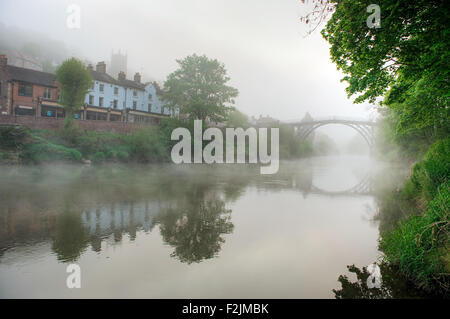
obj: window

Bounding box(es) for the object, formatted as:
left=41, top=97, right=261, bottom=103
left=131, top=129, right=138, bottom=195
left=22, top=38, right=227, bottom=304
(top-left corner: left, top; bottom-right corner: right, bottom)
left=148, top=93, right=152, bottom=100
left=44, top=88, right=51, bottom=99
left=89, top=95, right=94, bottom=105
left=91, top=82, right=95, bottom=90
left=133, top=101, right=137, bottom=110
left=113, top=100, right=118, bottom=109
left=133, top=89, right=137, bottom=97
left=114, top=87, right=119, bottom=95
left=18, top=82, right=33, bottom=97
left=148, top=103, right=152, bottom=111
left=99, top=84, right=104, bottom=92
left=99, top=97, right=104, bottom=107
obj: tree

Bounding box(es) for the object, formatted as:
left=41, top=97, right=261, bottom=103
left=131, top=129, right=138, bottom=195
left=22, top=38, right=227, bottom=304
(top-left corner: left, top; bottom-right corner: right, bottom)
left=226, top=108, right=249, bottom=128
left=162, top=54, right=238, bottom=123
left=301, top=0, right=449, bottom=155
left=55, top=58, right=93, bottom=128
left=321, top=0, right=448, bottom=102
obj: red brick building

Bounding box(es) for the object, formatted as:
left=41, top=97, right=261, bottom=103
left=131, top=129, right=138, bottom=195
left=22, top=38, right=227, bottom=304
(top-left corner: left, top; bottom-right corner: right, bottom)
left=0, top=54, right=59, bottom=116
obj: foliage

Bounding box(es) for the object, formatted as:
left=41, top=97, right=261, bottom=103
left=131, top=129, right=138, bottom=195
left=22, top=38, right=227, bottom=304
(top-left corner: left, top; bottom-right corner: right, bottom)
left=226, top=109, right=249, bottom=128
left=0, top=125, right=29, bottom=149
left=408, top=138, right=450, bottom=202
left=320, top=0, right=449, bottom=157
left=20, top=140, right=82, bottom=164
left=92, top=151, right=106, bottom=163
left=322, top=0, right=448, bottom=102
left=379, top=183, right=449, bottom=293
left=162, top=54, right=238, bottom=122
left=121, top=127, right=168, bottom=163
left=55, top=58, right=93, bottom=128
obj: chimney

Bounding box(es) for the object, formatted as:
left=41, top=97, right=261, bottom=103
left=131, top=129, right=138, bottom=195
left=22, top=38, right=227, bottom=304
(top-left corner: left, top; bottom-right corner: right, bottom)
left=134, top=72, right=141, bottom=83
left=118, top=71, right=126, bottom=81
left=0, top=55, right=7, bottom=68
left=96, top=61, right=106, bottom=73
left=87, top=64, right=93, bottom=71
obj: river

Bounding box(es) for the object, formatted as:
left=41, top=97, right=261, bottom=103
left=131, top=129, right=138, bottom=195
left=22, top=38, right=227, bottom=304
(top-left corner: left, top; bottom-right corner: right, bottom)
left=0, top=155, right=410, bottom=298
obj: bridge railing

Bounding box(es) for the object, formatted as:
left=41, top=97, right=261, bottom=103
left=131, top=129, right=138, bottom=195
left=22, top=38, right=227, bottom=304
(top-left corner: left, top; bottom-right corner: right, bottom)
left=283, top=116, right=376, bottom=124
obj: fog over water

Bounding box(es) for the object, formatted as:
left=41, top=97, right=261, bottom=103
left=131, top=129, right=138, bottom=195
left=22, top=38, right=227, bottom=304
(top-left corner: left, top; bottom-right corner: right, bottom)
left=0, top=157, right=393, bottom=298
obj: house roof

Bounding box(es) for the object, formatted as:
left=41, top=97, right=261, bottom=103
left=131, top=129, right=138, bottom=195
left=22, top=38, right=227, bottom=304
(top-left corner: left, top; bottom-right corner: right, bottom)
left=89, top=69, right=119, bottom=85
left=5, top=65, right=57, bottom=87
left=117, top=78, right=145, bottom=90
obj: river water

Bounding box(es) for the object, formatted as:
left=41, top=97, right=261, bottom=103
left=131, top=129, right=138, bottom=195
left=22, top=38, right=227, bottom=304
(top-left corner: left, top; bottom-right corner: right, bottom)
left=0, top=155, right=400, bottom=298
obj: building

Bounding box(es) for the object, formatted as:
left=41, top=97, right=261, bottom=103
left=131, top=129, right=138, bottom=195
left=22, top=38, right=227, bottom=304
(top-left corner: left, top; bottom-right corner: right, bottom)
left=84, top=62, right=124, bottom=121
left=0, top=55, right=170, bottom=123
left=86, top=61, right=169, bottom=124
left=109, top=50, right=127, bottom=79
left=0, top=54, right=59, bottom=116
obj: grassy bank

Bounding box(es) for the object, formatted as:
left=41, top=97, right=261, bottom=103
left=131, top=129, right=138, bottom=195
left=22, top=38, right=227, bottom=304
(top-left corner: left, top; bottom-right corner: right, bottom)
left=0, top=119, right=321, bottom=165
left=379, top=138, right=449, bottom=295
left=0, top=120, right=181, bottom=165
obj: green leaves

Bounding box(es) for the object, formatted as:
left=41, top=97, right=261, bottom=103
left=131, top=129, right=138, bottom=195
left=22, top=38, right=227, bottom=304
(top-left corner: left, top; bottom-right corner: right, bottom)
left=162, top=54, right=238, bottom=122
left=55, top=58, right=93, bottom=128
left=321, top=0, right=449, bottom=154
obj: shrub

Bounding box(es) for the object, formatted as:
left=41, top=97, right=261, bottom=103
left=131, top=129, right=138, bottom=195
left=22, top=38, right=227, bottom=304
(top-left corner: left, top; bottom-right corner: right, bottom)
left=92, top=151, right=106, bottom=163
left=409, top=138, right=450, bottom=202
left=104, top=148, right=117, bottom=160
left=20, top=142, right=82, bottom=164
left=0, top=125, right=29, bottom=149
left=57, top=125, right=83, bottom=146
left=380, top=183, right=449, bottom=293
left=117, top=150, right=129, bottom=162
left=123, top=127, right=168, bottom=162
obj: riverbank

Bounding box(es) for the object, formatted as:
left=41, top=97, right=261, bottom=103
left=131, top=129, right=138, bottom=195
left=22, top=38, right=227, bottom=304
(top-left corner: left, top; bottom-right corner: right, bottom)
left=0, top=119, right=186, bottom=165
left=377, top=138, right=449, bottom=296
left=0, top=119, right=329, bottom=166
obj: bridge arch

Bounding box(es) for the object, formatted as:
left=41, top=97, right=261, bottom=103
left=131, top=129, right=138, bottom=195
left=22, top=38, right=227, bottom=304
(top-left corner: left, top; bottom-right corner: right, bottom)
left=287, top=118, right=377, bottom=151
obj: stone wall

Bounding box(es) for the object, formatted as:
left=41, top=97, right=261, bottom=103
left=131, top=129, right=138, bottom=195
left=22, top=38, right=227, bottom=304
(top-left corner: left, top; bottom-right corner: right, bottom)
left=0, top=115, right=153, bottom=133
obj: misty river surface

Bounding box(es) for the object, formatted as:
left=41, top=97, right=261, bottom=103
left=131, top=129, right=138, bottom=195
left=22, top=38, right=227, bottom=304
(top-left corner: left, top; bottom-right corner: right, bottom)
left=0, top=156, right=392, bottom=298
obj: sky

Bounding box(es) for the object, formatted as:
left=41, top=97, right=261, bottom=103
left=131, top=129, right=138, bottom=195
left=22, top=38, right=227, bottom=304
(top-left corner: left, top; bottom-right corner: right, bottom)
left=0, top=0, right=378, bottom=143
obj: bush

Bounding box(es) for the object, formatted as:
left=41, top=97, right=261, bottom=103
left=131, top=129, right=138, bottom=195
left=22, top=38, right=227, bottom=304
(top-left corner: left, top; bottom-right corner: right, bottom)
left=409, top=138, right=450, bottom=202
left=380, top=183, right=449, bottom=293
left=104, top=148, right=116, bottom=160
left=57, top=125, right=83, bottom=146
left=123, top=127, right=168, bottom=162
left=0, top=125, right=29, bottom=149
left=117, top=150, right=129, bottom=162
left=92, top=151, right=106, bottom=163
left=20, top=142, right=82, bottom=164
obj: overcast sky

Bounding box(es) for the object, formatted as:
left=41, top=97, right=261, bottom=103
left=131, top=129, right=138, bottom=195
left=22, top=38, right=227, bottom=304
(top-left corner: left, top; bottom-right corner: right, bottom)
left=0, top=0, right=377, bottom=138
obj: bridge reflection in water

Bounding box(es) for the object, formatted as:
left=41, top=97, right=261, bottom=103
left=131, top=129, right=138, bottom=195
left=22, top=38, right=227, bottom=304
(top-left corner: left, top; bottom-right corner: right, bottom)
left=259, top=172, right=374, bottom=197
left=0, top=158, right=375, bottom=265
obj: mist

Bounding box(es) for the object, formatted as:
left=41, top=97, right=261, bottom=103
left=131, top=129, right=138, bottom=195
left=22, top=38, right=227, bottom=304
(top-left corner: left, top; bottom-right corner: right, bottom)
left=0, top=0, right=376, bottom=131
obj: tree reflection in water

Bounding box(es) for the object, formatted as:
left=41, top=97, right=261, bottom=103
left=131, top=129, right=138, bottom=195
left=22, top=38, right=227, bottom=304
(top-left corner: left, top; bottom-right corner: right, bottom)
left=333, top=263, right=437, bottom=299
left=333, top=167, right=439, bottom=299
left=156, top=184, right=234, bottom=264
left=51, top=204, right=90, bottom=262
